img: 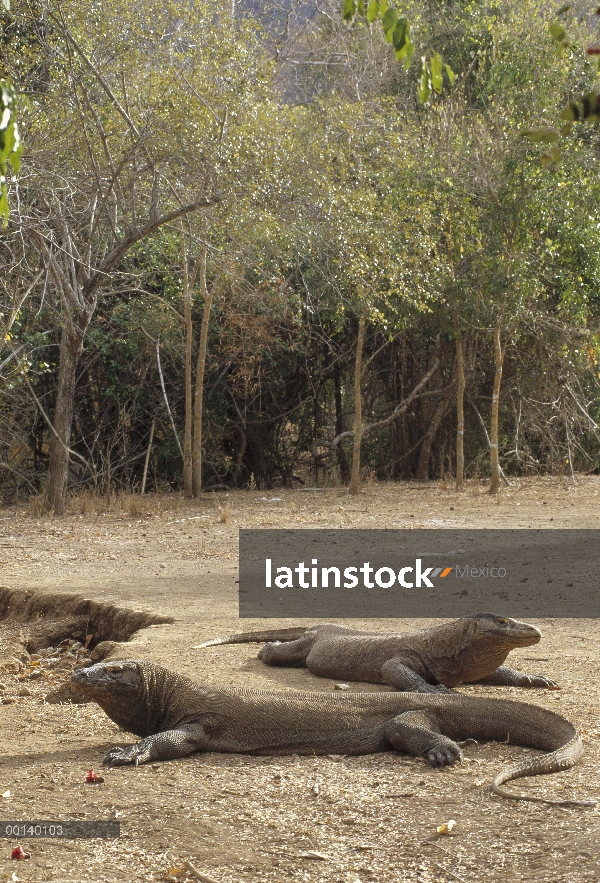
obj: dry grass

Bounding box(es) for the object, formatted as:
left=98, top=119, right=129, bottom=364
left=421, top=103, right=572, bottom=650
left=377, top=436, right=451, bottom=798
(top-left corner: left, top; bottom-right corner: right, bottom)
left=62, top=489, right=210, bottom=518
left=361, top=466, right=378, bottom=488
left=73, top=488, right=109, bottom=515
left=116, top=491, right=148, bottom=518
left=24, top=492, right=47, bottom=517
left=216, top=502, right=232, bottom=524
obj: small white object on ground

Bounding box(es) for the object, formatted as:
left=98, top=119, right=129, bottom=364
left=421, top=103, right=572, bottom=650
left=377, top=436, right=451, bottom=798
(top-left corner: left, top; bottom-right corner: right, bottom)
left=436, top=819, right=457, bottom=835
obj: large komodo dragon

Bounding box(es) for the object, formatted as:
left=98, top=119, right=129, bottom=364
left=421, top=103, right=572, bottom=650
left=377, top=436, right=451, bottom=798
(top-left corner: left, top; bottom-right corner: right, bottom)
left=72, top=660, right=594, bottom=807
left=193, top=614, right=558, bottom=693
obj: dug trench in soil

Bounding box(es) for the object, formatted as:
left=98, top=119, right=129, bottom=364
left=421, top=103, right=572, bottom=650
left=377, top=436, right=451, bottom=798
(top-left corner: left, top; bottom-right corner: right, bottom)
left=0, top=586, right=174, bottom=703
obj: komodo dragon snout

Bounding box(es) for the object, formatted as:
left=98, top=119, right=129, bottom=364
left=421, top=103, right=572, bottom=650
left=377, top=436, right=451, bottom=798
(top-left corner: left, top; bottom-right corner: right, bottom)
left=473, top=614, right=541, bottom=645
left=193, top=614, right=557, bottom=693
left=72, top=660, right=594, bottom=808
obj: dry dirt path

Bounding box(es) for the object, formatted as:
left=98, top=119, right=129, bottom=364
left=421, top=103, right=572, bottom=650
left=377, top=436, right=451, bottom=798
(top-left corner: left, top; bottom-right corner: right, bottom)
left=0, top=477, right=599, bottom=882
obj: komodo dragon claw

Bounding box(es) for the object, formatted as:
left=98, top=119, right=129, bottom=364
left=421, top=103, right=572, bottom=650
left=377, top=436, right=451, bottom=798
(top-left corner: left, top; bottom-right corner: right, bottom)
left=426, top=744, right=463, bottom=767
left=103, top=740, right=153, bottom=767
left=523, top=675, right=559, bottom=689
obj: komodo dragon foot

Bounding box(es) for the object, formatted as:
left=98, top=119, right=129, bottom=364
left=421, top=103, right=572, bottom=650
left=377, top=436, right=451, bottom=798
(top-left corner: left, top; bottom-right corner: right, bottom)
left=519, top=674, right=559, bottom=688
left=384, top=710, right=464, bottom=767
left=103, top=742, right=153, bottom=767
left=424, top=743, right=463, bottom=766
left=476, top=666, right=559, bottom=689
left=103, top=727, right=205, bottom=766
left=380, top=658, right=454, bottom=693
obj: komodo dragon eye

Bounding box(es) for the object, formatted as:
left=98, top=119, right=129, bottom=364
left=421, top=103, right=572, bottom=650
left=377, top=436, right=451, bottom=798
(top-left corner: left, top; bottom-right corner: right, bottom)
left=106, top=665, right=125, bottom=673
left=495, top=617, right=510, bottom=625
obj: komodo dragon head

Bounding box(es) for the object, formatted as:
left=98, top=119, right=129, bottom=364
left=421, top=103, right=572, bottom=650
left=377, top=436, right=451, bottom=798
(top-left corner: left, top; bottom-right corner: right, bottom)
left=425, top=614, right=542, bottom=685
left=73, top=660, right=167, bottom=738
left=471, top=613, right=541, bottom=647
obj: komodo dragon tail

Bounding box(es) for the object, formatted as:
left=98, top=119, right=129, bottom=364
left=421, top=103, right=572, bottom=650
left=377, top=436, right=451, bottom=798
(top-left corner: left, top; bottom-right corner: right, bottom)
left=192, top=627, right=308, bottom=650
left=489, top=705, right=594, bottom=807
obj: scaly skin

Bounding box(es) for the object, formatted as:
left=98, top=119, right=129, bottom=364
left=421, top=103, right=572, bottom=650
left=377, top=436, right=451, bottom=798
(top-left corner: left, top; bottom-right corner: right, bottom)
left=72, top=660, right=593, bottom=807
left=192, top=614, right=559, bottom=693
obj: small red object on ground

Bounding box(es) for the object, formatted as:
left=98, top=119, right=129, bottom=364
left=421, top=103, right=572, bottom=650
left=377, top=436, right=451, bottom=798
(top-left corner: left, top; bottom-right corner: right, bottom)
left=11, top=845, right=30, bottom=860
left=85, top=768, right=104, bottom=784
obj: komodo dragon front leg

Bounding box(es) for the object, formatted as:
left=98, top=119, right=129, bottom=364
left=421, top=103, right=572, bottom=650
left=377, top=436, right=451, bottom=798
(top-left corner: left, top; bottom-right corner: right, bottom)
left=474, top=665, right=558, bottom=689
left=384, top=710, right=463, bottom=766
left=381, top=657, right=452, bottom=694
left=103, top=725, right=207, bottom=767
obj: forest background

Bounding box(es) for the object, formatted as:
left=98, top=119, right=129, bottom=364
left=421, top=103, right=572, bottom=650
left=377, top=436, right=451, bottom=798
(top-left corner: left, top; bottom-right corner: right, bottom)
left=1, top=0, right=600, bottom=513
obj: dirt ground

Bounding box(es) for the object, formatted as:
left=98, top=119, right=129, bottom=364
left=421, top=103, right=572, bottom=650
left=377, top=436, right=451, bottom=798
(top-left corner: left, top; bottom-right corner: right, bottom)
left=0, top=476, right=599, bottom=883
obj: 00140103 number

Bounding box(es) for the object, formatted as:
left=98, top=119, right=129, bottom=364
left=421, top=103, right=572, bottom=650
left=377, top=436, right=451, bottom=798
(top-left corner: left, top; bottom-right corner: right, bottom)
left=0, top=820, right=119, bottom=838
left=3, top=824, right=63, bottom=837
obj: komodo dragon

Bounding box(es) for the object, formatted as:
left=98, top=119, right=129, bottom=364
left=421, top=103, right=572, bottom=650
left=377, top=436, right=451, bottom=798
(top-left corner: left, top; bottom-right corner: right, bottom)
left=72, top=660, right=593, bottom=807
left=192, top=614, right=558, bottom=693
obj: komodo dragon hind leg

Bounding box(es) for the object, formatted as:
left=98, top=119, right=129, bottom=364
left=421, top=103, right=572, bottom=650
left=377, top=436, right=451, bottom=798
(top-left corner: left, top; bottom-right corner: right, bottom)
left=381, top=657, right=452, bottom=694
left=258, top=634, right=315, bottom=666
left=384, top=710, right=463, bottom=767
left=474, top=665, right=559, bottom=689
left=103, top=726, right=206, bottom=767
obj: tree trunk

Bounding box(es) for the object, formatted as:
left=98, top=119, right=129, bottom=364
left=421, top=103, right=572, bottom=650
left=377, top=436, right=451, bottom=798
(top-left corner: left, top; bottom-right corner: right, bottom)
left=192, top=237, right=213, bottom=498
left=489, top=322, right=504, bottom=494
left=141, top=418, right=155, bottom=495
left=182, top=234, right=193, bottom=497
left=416, top=384, right=455, bottom=481
left=333, top=361, right=350, bottom=482
left=454, top=307, right=465, bottom=491
left=348, top=313, right=366, bottom=495
left=45, top=322, right=86, bottom=514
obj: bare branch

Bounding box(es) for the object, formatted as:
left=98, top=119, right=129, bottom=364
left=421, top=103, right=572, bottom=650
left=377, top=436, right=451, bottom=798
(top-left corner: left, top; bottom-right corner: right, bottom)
left=90, top=196, right=222, bottom=297
left=156, top=338, right=184, bottom=460
left=467, top=394, right=510, bottom=486
left=326, top=359, right=440, bottom=450
left=6, top=342, right=95, bottom=477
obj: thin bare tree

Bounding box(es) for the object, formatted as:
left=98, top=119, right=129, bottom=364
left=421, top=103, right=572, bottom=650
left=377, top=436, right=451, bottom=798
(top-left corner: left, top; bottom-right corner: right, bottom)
left=17, top=10, right=222, bottom=513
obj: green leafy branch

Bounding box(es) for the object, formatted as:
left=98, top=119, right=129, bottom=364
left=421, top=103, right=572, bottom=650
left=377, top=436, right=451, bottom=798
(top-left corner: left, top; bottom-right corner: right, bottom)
left=0, top=0, right=22, bottom=227
left=546, top=5, right=600, bottom=124
left=520, top=5, right=600, bottom=166
left=342, top=0, right=454, bottom=102
left=0, top=82, right=22, bottom=227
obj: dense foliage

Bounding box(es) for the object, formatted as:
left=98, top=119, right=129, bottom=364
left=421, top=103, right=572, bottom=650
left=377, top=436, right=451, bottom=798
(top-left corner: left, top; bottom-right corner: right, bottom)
left=1, top=0, right=599, bottom=503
